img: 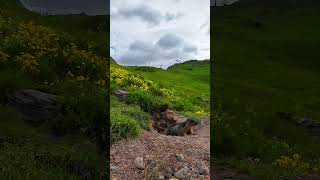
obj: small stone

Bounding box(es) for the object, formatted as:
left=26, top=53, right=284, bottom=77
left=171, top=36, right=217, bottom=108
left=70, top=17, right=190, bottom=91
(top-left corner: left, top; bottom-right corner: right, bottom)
left=112, top=90, right=129, bottom=101
left=174, top=167, right=189, bottom=179
left=158, top=174, right=165, bottom=180
left=176, top=154, right=184, bottom=162
left=110, top=149, right=117, bottom=156
left=198, top=164, right=209, bottom=175
left=166, top=167, right=174, bottom=174
left=169, top=178, right=180, bottom=180
left=134, top=157, right=144, bottom=169
left=110, top=165, right=118, bottom=171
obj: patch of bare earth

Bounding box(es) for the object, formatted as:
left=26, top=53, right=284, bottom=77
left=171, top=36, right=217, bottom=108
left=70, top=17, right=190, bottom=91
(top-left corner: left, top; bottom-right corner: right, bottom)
left=110, top=120, right=210, bottom=180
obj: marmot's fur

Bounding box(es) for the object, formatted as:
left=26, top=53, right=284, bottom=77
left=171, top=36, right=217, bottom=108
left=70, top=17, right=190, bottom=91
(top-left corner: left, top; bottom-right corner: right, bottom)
left=164, top=118, right=199, bottom=136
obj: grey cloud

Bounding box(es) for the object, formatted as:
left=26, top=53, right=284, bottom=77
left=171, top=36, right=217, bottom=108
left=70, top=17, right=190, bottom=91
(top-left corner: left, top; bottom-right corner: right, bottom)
left=183, top=44, right=198, bottom=53
left=119, top=37, right=198, bottom=67
left=165, top=12, right=183, bottom=21
left=129, top=40, right=155, bottom=52
left=156, top=33, right=183, bottom=49
left=117, top=5, right=162, bottom=25
left=119, top=51, right=154, bottom=65
left=120, top=40, right=157, bottom=65
left=116, top=5, right=183, bottom=26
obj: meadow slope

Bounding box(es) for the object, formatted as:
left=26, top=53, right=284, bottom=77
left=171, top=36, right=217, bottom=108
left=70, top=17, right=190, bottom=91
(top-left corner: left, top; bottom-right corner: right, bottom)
left=212, top=2, right=320, bottom=179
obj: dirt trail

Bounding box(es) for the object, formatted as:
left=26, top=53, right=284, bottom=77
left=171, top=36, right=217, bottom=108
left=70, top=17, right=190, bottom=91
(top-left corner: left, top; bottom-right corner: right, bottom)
left=110, top=120, right=210, bottom=180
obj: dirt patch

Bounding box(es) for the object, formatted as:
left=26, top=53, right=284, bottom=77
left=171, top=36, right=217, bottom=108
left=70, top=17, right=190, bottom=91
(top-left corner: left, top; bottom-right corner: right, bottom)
left=110, top=119, right=210, bottom=180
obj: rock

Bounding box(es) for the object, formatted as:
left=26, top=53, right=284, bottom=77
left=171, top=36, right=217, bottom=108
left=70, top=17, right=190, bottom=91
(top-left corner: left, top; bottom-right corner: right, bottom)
left=295, top=117, right=320, bottom=136
left=112, top=90, right=128, bottom=101
left=134, top=157, right=144, bottom=169
left=110, top=165, right=118, bottom=171
left=111, top=176, right=118, bottom=180
left=174, top=167, right=189, bottom=179
left=110, top=149, right=117, bottom=156
left=6, top=89, right=59, bottom=125
left=165, top=167, right=174, bottom=177
left=158, top=174, right=165, bottom=180
left=169, top=178, right=180, bottom=180
left=278, top=112, right=320, bottom=137
left=198, top=164, right=209, bottom=175
left=176, top=154, right=184, bottom=162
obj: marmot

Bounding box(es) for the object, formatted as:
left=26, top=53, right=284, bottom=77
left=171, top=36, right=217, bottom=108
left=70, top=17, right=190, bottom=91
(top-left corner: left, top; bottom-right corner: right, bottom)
left=164, top=118, right=199, bottom=136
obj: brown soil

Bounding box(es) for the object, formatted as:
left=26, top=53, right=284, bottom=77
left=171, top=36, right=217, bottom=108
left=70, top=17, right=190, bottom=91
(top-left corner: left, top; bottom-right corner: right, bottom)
left=110, top=120, right=210, bottom=180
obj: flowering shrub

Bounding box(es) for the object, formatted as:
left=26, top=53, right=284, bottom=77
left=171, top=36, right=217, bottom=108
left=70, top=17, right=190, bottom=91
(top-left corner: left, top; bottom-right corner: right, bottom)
left=111, top=65, right=209, bottom=118
left=110, top=67, right=152, bottom=92
left=15, top=53, right=39, bottom=74
left=195, top=109, right=209, bottom=118
left=273, top=154, right=320, bottom=175
left=0, top=15, right=107, bottom=83
left=0, top=51, right=9, bottom=63
left=62, top=43, right=107, bottom=81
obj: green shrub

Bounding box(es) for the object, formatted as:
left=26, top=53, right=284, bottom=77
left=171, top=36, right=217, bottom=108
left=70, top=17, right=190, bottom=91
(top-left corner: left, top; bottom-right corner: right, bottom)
left=46, top=80, right=108, bottom=152
left=49, top=113, right=80, bottom=136
left=110, top=107, right=141, bottom=143
left=122, top=106, right=151, bottom=130
left=111, top=96, right=151, bottom=130
left=127, top=89, right=165, bottom=113
left=0, top=69, right=33, bottom=100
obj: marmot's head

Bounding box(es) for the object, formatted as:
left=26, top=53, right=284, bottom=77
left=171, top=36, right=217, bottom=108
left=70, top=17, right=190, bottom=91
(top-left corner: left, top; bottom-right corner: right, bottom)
left=186, top=118, right=199, bottom=126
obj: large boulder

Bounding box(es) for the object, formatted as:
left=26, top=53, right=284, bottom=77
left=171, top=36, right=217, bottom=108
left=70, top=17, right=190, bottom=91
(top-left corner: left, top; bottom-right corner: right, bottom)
left=295, top=117, right=320, bottom=136
left=277, top=112, right=320, bottom=137
left=112, top=90, right=129, bottom=101
left=6, top=89, right=59, bottom=125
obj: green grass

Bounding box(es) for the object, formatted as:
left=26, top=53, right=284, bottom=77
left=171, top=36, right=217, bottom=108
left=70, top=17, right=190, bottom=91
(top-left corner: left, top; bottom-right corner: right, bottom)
left=212, top=3, right=320, bottom=179
left=133, top=61, right=210, bottom=99
left=126, top=60, right=210, bottom=114
left=110, top=96, right=151, bottom=143
left=0, top=106, right=104, bottom=179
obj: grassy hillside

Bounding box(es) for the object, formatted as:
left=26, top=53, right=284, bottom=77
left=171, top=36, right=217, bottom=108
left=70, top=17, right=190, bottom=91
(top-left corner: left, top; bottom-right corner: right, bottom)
left=110, top=60, right=210, bottom=143
left=212, top=2, right=320, bottom=179
left=132, top=60, right=210, bottom=102
left=0, top=0, right=108, bottom=179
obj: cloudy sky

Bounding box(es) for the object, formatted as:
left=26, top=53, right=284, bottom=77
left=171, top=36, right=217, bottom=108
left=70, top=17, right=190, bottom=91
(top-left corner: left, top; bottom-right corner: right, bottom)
left=111, top=0, right=210, bottom=68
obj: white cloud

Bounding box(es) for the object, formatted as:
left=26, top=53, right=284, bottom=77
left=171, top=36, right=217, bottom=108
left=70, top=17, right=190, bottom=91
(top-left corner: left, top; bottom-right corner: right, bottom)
left=111, top=0, right=210, bottom=68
